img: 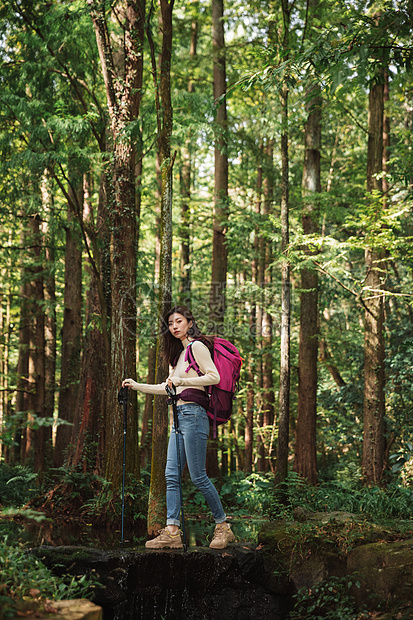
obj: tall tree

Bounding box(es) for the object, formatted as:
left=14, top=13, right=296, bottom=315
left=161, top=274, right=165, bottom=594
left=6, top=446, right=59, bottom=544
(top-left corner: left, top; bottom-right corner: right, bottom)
left=261, top=139, right=275, bottom=472
left=362, top=67, right=385, bottom=484
left=66, top=174, right=108, bottom=480
left=294, top=79, right=322, bottom=485
left=53, top=186, right=83, bottom=468
left=244, top=156, right=263, bottom=474
left=210, top=0, right=228, bottom=329
left=40, top=176, right=56, bottom=471
left=29, top=213, right=47, bottom=474
left=207, top=0, right=228, bottom=479
left=88, top=0, right=145, bottom=486
left=178, top=17, right=198, bottom=305
left=276, top=0, right=292, bottom=489
left=14, top=227, right=31, bottom=465
left=146, top=0, right=175, bottom=535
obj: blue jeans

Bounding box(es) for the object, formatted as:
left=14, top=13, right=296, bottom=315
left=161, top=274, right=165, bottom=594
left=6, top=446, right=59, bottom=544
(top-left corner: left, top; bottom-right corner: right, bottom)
left=165, top=403, right=227, bottom=527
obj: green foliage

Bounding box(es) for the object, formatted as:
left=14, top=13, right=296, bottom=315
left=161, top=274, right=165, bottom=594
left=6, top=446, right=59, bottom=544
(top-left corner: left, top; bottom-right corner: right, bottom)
left=183, top=472, right=275, bottom=517
left=81, top=474, right=148, bottom=524
left=241, top=3, right=413, bottom=94
left=271, top=474, right=413, bottom=521
left=209, top=471, right=413, bottom=523
left=220, top=472, right=275, bottom=515
left=0, top=537, right=99, bottom=620
left=0, top=508, right=48, bottom=524
left=0, top=465, right=39, bottom=506
left=389, top=442, right=413, bottom=474
left=290, top=575, right=363, bottom=620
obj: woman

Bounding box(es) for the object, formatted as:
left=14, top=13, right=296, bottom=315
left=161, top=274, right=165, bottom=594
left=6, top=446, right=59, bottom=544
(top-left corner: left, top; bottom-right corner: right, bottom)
left=122, top=305, right=235, bottom=550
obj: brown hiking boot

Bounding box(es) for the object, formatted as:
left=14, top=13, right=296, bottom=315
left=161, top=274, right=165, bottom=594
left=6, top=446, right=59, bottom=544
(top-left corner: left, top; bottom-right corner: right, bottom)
left=145, top=528, right=183, bottom=549
left=209, top=523, right=235, bottom=550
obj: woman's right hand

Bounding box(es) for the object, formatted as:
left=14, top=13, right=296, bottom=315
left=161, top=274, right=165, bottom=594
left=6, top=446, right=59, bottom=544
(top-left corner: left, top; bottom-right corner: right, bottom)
left=122, top=378, right=139, bottom=390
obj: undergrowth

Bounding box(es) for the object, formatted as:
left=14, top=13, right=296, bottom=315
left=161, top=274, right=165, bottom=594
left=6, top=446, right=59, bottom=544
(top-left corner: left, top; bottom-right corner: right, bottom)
left=0, top=464, right=149, bottom=526
left=271, top=471, right=413, bottom=521
left=289, top=575, right=366, bottom=620
left=0, top=465, right=39, bottom=506
left=0, top=537, right=99, bottom=620
left=1, top=463, right=413, bottom=528
left=183, top=469, right=413, bottom=524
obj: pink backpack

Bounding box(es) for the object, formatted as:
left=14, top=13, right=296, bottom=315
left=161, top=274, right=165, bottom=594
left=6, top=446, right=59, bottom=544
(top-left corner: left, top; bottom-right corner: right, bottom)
left=185, top=338, right=243, bottom=436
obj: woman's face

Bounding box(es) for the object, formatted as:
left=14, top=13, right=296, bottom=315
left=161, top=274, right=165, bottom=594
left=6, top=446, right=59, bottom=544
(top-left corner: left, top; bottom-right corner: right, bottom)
left=168, top=312, right=193, bottom=341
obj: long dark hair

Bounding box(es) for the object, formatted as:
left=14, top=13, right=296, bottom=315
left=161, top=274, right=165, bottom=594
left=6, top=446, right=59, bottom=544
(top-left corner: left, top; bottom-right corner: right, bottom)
left=162, top=305, right=215, bottom=367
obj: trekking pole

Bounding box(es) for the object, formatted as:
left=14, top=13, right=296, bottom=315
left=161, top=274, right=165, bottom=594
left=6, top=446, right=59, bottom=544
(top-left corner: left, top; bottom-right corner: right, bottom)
left=118, top=386, right=129, bottom=546
left=165, top=384, right=188, bottom=552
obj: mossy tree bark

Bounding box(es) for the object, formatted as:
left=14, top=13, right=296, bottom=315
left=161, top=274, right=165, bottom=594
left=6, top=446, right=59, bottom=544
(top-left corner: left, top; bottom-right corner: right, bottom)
left=209, top=0, right=228, bottom=331
left=41, top=179, right=56, bottom=472
left=54, top=185, right=83, bottom=469
left=207, top=0, right=228, bottom=480
left=362, top=71, right=385, bottom=484
left=261, top=140, right=275, bottom=473
left=65, top=173, right=109, bottom=481
left=14, top=226, right=31, bottom=466
left=88, top=0, right=146, bottom=487
left=29, top=214, right=47, bottom=474
left=178, top=19, right=197, bottom=306
left=244, top=156, right=263, bottom=474
left=276, top=0, right=291, bottom=490
left=294, top=82, right=322, bottom=486
left=146, top=0, right=175, bottom=535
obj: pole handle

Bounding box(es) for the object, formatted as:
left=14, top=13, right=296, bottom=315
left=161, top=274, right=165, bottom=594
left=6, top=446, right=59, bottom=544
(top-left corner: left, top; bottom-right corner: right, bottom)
left=165, top=384, right=176, bottom=399
left=118, top=387, right=128, bottom=428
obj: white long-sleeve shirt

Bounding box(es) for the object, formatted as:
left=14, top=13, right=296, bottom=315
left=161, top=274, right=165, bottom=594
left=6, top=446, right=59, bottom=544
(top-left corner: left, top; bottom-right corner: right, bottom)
left=132, top=339, right=220, bottom=402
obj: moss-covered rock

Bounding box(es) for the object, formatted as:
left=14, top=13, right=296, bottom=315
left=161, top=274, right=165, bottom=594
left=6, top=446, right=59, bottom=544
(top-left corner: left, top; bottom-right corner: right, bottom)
left=347, top=538, right=413, bottom=609
left=258, top=513, right=413, bottom=618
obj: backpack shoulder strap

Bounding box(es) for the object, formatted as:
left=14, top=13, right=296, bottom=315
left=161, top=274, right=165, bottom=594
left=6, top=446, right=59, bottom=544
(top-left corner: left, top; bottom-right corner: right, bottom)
left=184, top=341, right=204, bottom=377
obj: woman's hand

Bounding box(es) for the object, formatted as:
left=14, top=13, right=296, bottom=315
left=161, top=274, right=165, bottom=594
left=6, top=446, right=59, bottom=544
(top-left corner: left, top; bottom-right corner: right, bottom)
left=122, top=378, right=139, bottom=390
left=168, top=376, right=182, bottom=388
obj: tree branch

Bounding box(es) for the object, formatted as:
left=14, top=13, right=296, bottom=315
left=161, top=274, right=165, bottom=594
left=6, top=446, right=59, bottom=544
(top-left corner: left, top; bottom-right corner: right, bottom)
left=10, top=0, right=105, bottom=150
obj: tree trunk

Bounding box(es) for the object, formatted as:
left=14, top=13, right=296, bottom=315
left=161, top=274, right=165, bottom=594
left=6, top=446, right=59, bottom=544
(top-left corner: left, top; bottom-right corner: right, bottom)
left=207, top=0, right=228, bottom=479
left=68, top=267, right=107, bottom=479
left=244, top=158, right=263, bottom=474
left=0, top=284, right=11, bottom=462
left=67, top=173, right=108, bottom=480
left=15, top=227, right=31, bottom=465
left=244, top=370, right=254, bottom=473
left=178, top=18, right=197, bottom=305
left=245, top=291, right=257, bottom=474
left=179, top=150, right=191, bottom=305
left=209, top=0, right=228, bottom=330
left=276, top=70, right=291, bottom=488
left=89, top=0, right=145, bottom=487
left=140, top=340, right=156, bottom=468
left=262, top=140, right=275, bottom=472
left=252, top=152, right=264, bottom=472
left=273, top=0, right=291, bottom=490
left=381, top=69, right=391, bottom=474
left=41, top=176, right=56, bottom=470
left=382, top=68, right=390, bottom=206
left=54, top=187, right=83, bottom=468
left=294, top=84, right=321, bottom=486
left=362, top=75, right=385, bottom=484
left=319, top=339, right=346, bottom=387
left=28, top=214, right=46, bottom=474
left=147, top=0, right=175, bottom=535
